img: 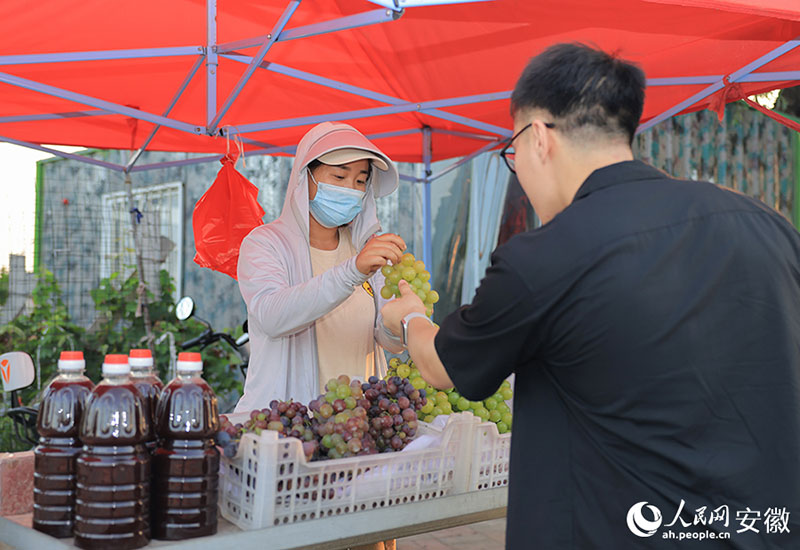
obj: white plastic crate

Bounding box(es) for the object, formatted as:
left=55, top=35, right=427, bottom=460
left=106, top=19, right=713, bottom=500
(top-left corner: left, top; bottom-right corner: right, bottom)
left=218, top=413, right=475, bottom=530
left=420, top=412, right=511, bottom=492
left=469, top=420, right=511, bottom=491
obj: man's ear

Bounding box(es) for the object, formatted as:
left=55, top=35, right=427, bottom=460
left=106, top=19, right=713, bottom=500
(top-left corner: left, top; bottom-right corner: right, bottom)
left=529, top=120, right=553, bottom=163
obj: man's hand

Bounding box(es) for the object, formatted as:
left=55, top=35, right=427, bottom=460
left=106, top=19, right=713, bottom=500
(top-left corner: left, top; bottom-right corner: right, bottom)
left=380, top=279, right=427, bottom=336
left=356, top=233, right=406, bottom=276
left=382, top=280, right=452, bottom=389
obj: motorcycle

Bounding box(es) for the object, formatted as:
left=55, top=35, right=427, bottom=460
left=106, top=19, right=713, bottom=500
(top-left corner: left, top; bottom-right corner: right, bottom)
left=1, top=351, right=39, bottom=448
left=174, top=296, right=249, bottom=412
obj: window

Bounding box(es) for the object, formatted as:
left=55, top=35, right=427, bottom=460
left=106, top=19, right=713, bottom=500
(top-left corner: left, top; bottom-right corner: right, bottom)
left=101, top=181, right=183, bottom=299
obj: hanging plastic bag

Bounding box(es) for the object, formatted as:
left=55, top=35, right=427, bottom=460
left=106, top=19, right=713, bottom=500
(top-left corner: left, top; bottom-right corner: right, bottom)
left=193, top=153, right=265, bottom=279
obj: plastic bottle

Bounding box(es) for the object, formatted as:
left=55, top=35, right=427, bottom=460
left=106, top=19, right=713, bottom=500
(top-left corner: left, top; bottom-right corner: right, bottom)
left=33, top=351, right=95, bottom=538
left=128, top=348, right=163, bottom=452
left=152, top=352, right=220, bottom=540
left=74, top=354, right=150, bottom=550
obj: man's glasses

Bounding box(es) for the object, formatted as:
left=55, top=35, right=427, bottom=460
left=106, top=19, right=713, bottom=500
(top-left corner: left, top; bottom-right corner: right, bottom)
left=500, top=121, right=556, bottom=174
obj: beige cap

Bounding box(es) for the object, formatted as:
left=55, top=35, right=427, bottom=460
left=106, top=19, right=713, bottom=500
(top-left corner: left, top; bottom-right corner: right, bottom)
left=316, top=147, right=389, bottom=171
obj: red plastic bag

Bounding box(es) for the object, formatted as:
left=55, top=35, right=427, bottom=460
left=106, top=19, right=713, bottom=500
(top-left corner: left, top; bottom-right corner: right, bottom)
left=193, top=154, right=265, bottom=279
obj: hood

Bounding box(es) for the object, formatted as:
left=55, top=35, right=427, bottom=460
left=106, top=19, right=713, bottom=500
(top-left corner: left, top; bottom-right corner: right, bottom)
left=280, top=122, right=399, bottom=249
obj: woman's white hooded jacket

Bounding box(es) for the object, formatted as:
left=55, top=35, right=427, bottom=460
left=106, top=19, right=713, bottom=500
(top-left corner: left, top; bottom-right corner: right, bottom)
left=235, top=122, right=404, bottom=412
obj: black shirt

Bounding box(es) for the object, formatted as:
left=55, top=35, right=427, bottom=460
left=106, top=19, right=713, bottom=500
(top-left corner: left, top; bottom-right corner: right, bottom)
left=436, top=161, right=800, bottom=549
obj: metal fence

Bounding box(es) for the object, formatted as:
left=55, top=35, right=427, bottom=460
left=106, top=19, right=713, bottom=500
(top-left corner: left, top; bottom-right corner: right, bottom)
left=12, top=199, right=175, bottom=329
left=635, top=104, right=796, bottom=222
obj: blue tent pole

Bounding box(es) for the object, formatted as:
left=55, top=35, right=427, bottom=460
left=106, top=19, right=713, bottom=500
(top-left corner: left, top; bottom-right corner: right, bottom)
left=0, top=47, right=201, bottom=65
left=208, top=0, right=301, bottom=133
left=206, top=0, right=217, bottom=129
left=422, top=127, right=433, bottom=278
left=0, top=70, right=200, bottom=134
left=638, top=38, right=800, bottom=133
left=0, top=134, right=125, bottom=171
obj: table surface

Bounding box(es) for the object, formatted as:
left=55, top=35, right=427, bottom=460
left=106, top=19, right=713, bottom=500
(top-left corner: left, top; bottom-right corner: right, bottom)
left=0, top=487, right=508, bottom=550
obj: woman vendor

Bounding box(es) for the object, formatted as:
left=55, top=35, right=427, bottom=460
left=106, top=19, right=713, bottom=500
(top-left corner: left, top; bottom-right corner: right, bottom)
left=235, top=121, right=406, bottom=413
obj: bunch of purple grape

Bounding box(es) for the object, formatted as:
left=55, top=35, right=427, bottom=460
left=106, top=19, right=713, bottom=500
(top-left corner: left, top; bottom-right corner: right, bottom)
left=308, top=407, right=376, bottom=459
left=361, top=374, right=426, bottom=453
left=217, top=400, right=318, bottom=461
left=215, top=416, right=241, bottom=458
left=308, top=375, right=377, bottom=459
left=307, top=374, right=427, bottom=457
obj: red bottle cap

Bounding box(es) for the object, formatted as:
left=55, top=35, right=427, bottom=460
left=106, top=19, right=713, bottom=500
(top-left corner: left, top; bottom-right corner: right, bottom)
left=58, top=350, right=86, bottom=371
left=102, top=354, right=131, bottom=376
left=129, top=348, right=154, bottom=369
left=176, top=352, right=203, bottom=373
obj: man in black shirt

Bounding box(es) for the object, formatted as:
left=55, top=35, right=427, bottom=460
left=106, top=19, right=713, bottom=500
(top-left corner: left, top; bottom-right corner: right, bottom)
left=382, top=43, right=800, bottom=548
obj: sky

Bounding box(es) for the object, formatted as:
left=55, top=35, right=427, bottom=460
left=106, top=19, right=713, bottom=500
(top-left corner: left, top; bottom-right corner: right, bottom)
left=0, top=143, right=81, bottom=271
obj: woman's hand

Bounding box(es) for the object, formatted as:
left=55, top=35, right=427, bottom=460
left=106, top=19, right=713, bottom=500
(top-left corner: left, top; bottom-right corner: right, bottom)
left=356, top=233, right=406, bottom=275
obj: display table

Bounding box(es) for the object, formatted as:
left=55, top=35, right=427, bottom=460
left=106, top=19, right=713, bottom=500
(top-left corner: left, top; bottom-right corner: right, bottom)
left=0, top=487, right=507, bottom=550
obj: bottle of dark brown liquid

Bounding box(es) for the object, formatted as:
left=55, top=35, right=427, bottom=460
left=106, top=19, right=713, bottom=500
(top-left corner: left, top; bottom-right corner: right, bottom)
left=152, top=352, right=220, bottom=540
left=128, top=348, right=163, bottom=453
left=33, top=351, right=95, bottom=538
left=74, top=354, right=150, bottom=550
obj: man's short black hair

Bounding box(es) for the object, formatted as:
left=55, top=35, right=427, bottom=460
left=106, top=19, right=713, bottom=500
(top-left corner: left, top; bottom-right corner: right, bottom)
left=511, top=43, right=645, bottom=144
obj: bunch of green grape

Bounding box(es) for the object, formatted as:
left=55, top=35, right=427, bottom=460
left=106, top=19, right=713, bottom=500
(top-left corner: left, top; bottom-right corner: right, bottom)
left=380, top=252, right=439, bottom=318
left=441, top=382, right=513, bottom=434
left=385, top=358, right=513, bottom=434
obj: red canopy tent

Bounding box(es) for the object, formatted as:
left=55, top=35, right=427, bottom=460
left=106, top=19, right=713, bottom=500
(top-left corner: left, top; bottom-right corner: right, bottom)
left=2, top=0, right=800, bottom=266
left=2, top=0, right=800, bottom=162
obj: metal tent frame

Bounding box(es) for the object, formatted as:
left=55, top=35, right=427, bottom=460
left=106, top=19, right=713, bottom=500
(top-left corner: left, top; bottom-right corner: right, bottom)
left=2, top=0, right=800, bottom=272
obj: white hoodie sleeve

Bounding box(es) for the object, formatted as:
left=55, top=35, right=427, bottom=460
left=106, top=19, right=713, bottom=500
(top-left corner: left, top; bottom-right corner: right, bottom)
left=238, top=229, right=369, bottom=339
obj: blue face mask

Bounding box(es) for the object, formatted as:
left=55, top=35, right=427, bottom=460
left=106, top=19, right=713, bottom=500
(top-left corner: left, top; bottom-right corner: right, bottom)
left=308, top=171, right=365, bottom=228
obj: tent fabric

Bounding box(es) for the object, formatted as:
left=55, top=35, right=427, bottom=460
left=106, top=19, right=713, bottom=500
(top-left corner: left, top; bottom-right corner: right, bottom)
left=645, top=0, right=800, bottom=21
left=1, top=0, right=800, bottom=164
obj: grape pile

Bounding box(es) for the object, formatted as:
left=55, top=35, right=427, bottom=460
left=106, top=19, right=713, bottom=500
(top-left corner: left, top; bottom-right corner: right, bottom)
left=385, top=358, right=513, bottom=434
left=308, top=374, right=426, bottom=458
left=379, top=252, right=439, bottom=318
left=217, top=400, right=318, bottom=460
left=362, top=374, right=425, bottom=452
left=308, top=375, right=375, bottom=459
left=215, top=374, right=428, bottom=462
